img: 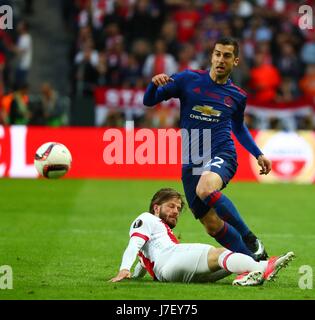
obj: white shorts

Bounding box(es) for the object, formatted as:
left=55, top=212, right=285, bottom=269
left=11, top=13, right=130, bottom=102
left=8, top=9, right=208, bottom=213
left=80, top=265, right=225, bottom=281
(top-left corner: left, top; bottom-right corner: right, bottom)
left=154, top=243, right=217, bottom=283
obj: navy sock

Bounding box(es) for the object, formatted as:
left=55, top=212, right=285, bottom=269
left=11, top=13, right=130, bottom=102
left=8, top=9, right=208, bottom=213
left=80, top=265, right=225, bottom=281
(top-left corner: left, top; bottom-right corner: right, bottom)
left=203, top=191, right=250, bottom=237
left=213, top=221, right=254, bottom=257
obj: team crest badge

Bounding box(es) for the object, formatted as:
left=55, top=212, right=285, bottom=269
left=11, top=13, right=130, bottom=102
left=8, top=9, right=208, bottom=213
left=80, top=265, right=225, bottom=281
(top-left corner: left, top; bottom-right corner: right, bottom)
left=133, top=219, right=143, bottom=228
left=224, top=96, right=234, bottom=108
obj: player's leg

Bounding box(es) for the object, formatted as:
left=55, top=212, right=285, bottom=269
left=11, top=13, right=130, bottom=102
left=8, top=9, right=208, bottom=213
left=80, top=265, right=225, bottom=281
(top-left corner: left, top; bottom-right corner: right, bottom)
left=195, top=171, right=255, bottom=257
left=196, top=156, right=268, bottom=260
left=162, top=245, right=265, bottom=285
left=209, top=247, right=266, bottom=286
left=199, top=202, right=255, bottom=258
left=208, top=247, right=295, bottom=286
left=197, top=171, right=251, bottom=237
left=182, top=167, right=255, bottom=257
left=156, top=243, right=231, bottom=283
left=208, top=247, right=267, bottom=273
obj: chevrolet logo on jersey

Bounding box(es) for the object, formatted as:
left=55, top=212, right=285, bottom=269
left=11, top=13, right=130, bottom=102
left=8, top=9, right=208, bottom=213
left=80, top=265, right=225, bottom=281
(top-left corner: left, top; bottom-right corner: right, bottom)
left=192, top=105, right=222, bottom=117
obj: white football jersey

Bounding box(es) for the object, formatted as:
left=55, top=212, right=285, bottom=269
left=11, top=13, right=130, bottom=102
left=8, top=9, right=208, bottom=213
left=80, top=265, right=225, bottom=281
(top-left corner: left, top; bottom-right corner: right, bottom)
left=129, top=212, right=179, bottom=279
left=119, top=212, right=227, bottom=283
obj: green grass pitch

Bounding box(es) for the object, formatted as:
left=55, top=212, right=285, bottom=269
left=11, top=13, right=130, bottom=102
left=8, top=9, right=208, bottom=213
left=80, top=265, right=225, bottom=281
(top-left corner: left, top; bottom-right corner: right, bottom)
left=0, top=178, right=314, bottom=300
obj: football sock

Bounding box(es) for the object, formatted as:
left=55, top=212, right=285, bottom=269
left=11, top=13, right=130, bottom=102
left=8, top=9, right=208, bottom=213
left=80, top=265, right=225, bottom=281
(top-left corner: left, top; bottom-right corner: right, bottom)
left=213, top=221, right=255, bottom=258
left=203, top=191, right=251, bottom=237
left=218, top=250, right=268, bottom=274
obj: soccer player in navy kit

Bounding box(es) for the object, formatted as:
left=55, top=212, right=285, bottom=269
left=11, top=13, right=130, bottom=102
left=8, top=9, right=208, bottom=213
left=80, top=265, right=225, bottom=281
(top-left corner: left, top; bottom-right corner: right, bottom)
left=143, top=38, right=272, bottom=260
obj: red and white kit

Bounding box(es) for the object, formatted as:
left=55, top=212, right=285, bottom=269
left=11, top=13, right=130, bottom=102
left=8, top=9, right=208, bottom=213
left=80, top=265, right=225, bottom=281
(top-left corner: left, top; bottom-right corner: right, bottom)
left=120, top=212, right=217, bottom=283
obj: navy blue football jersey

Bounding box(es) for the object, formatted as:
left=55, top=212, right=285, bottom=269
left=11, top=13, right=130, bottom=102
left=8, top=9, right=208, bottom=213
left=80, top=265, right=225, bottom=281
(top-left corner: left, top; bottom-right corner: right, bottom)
left=143, top=69, right=262, bottom=168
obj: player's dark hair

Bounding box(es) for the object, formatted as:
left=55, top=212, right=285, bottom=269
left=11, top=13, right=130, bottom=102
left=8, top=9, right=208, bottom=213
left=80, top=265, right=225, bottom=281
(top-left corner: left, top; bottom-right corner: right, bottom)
left=214, top=37, right=239, bottom=57
left=149, top=188, right=185, bottom=214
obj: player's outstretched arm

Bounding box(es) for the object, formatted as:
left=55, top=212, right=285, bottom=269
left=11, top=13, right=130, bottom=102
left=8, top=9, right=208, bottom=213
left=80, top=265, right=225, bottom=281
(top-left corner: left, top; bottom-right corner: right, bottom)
left=232, top=101, right=273, bottom=174
left=108, top=236, right=146, bottom=283
left=143, top=73, right=177, bottom=107
left=232, top=119, right=272, bottom=175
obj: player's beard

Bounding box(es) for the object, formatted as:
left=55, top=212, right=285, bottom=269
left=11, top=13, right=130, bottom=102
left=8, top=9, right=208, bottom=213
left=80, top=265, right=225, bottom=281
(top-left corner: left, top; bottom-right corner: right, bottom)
left=215, top=66, right=231, bottom=80
left=159, top=210, right=177, bottom=229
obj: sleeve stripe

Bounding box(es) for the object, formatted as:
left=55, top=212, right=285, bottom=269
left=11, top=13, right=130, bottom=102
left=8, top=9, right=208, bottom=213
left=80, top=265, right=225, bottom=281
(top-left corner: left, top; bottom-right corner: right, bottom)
left=131, top=232, right=149, bottom=242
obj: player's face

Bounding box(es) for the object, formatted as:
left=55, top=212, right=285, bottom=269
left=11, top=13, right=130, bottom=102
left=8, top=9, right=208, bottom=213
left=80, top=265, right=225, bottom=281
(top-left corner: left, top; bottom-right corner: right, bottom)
left=155, top=198, right=182, bottom=229
left=211, top=44, right=239, bottom=78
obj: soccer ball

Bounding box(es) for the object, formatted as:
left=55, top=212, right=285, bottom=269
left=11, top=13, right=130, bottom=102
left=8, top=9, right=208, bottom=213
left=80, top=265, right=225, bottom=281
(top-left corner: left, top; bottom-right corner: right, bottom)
left=34, top=142, right=72, bottom=179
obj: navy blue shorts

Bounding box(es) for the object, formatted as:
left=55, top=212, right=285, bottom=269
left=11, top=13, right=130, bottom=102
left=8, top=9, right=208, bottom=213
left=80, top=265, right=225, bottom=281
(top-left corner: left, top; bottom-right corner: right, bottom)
left=181, top=153, right=238, bottom=219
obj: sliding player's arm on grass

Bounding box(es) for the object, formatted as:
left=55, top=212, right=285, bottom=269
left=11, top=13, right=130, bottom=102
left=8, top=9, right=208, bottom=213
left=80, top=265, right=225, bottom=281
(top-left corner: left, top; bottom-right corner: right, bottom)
left=231, top=97, right=271, bottom=175
left=110, top=214, right=153, bottom=282
left=109, top=236, right=146, bottom=282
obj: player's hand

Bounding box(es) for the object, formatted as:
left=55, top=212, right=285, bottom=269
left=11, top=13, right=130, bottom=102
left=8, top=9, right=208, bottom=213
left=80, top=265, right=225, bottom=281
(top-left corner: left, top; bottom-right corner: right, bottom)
left=152, top=73, right=174, bottom=86
left=109, top=269, right=132, bottom=282
left=257, top=155, right=272, bottom=175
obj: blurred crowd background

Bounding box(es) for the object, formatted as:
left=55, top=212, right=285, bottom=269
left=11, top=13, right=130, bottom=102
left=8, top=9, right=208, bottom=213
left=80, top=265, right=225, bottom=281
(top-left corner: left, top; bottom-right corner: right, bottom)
left=0, top=0, right=315, bottom=130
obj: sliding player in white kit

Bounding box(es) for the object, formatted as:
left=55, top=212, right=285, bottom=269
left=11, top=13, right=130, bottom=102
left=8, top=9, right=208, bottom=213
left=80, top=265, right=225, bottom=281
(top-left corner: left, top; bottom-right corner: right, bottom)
left=110, top=188, right=294, bottom=286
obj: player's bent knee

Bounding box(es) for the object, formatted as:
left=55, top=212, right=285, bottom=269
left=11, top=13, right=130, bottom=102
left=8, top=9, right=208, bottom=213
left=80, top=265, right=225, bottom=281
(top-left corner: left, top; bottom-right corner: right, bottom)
left=196, top=183, right=217, bottom=200
left=196, top=172, right=223, bottom=200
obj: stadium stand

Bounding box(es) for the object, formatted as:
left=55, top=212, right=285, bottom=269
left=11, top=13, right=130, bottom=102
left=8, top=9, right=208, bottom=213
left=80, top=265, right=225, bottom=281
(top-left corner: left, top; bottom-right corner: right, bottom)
left=1, top=0, right=315, bottom=129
